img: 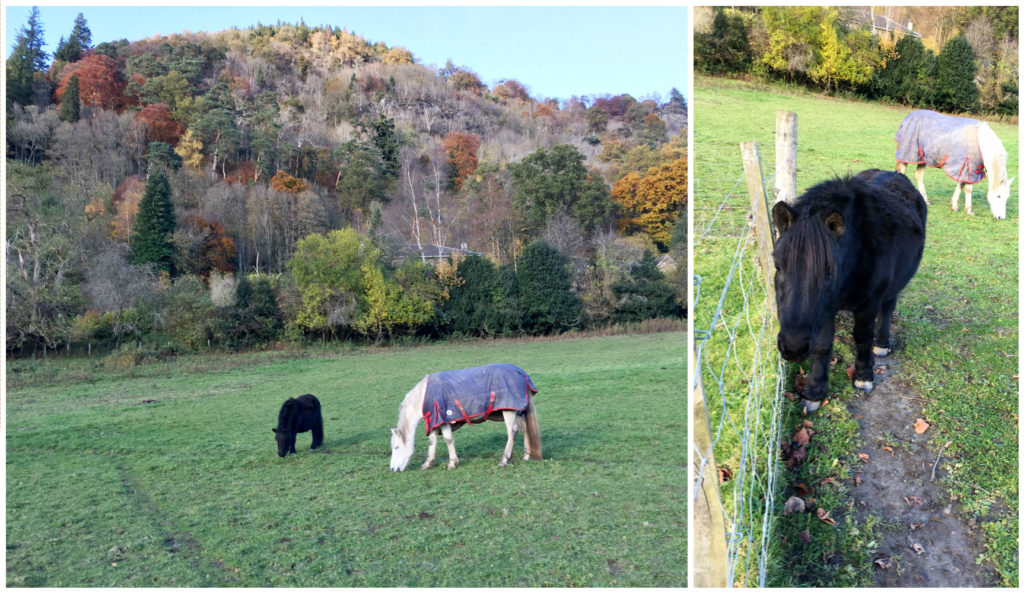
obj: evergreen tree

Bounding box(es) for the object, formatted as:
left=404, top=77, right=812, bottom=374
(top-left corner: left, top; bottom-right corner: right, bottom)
left=370, top=115, right=400, bottom=180
left=54, top=13, right=92, bottom=63
left=935, top=34, right=980, bottom=113
left=695, top=7, right=750, bottom=75
left=6, top=7, right=48, bottom=107
left=144, top=142, right=183, bottom=174
left=875, top=35, right=936, bottom=107
left=517, top=240, right=581, bottom=335
left=611, top=250, right=682, bottom=322
left=130, top=170, right=176, bottom=274
left=510, top=144, right=615, bottom=232
left=58, top=74, right=80, bottom=122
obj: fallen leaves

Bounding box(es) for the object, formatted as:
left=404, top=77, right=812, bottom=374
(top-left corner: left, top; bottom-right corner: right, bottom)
left=816, top=507, right=837, bottom=525
left=857, top=452, right=870, bottom=462
left=846, top=365, right=855, bottom=379
left=909, top=522, right=924, bottom=531
left=904, top=495, right=923, bottom=507
left=855, top=473, right=863, bottom=487
left=874, top=557, right=893, bottom=570
left=718, top=466, right=734, bottom=484
left=912, top=543, right=925, bottom=555
left=914, top=418, right=930, bottom=434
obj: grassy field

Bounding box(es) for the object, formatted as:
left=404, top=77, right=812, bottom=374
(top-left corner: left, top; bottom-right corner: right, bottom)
left=6, top=332, right=685, bottom=587
left=694, top=76, right=1018, bottom=586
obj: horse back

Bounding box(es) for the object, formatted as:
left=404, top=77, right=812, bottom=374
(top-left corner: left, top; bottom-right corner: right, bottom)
left=278, top=394, right=322, bottom=433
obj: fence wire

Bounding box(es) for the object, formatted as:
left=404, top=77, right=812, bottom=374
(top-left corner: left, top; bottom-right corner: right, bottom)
left=693, top=167, right=785, bottom=587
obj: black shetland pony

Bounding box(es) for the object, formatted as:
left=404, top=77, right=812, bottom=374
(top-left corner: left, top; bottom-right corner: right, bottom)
left=273, top=394, right=324, bottom=456
left=772, top=169, right=926, bottom=413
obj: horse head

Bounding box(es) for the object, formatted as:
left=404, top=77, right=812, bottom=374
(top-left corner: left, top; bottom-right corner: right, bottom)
left=272, top=427, right=289, bottom=457
left=979, top=124, right=1013, bottom=220
left=772, top=200, right=845, bottom=362
left=986, top=167, right=1013, bottom=220
left=390, top=427, right=414, bottom=472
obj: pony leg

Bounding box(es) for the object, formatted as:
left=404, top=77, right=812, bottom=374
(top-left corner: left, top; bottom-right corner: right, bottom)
left=440, top=424, right=459, bottom=469
left=895, top=161, right=906, bottom=175
left=421, top=431, right=438, bottom=470
left=915, top=165, right=930, bottom=205
left=311, top=418, right=324, bottom=450
left=964, top=183, right=974, bottom=215
left=852, top=309, right=877, bottom=392
left=873, top=297, right=898, bottom=357
left=801, top=318, right=835, bottom=413
left=499, top=411, right=519, bottom=467
left=951, top=183, right=961, bottom=212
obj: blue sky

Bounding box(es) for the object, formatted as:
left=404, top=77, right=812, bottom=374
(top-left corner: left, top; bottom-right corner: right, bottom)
left=4, top=4, right=688, bottom=103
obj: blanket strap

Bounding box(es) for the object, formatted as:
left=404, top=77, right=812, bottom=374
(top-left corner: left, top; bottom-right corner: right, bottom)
left=454, top=400, right=470, bottom=424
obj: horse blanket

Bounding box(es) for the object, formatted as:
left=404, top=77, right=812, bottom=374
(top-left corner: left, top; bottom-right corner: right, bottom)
left=422, top=363, right=537, bottom=434
left=895, top=110, right=986, bottom=184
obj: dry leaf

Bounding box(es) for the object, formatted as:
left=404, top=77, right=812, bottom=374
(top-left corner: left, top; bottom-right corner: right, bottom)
left=876, top=365, right=888, bottom=373
left=802, top=419, right=815, bottom=428
left=795, top=483, right=813, bottom=497
left=914, top=418, right=930, bottom=434
left=855, top=473, right=863, bottom=487
left=793, top=427, right=813, bottom=446
left=783, top=496, right=806, bottom=514
left=718, top=466, right=734, bottom=484
left=785, top=391, right=796, bottom=402
left=858, top=453, right=870, bottom=462
left=912, top=543, right=925, bottom=555
left=874, top=557, right=893, bottom=570
left=904, top=496, right=923, bottom=507
left=846, top=365, right=855, bottom=379
left=816, top=507, right=837, bottom=525
left=882, top=445, right=894, bottom=456
left=909, top=522, right=924, bottom=531
left=820, top=477, right=838, bottom=487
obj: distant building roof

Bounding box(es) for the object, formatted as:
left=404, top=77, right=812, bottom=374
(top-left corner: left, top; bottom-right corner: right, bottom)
left=656, top=254, right=678, bottom=273
left=403, top=243, right=483, bottom=260
left=845, top=10, right=922, bottom=38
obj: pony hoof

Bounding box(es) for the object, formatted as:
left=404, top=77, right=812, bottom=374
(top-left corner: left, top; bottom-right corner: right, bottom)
left=854, top=379, right=874, bottom=392
left=802, top=399, right=822, bottom=414
left=446, top=461, right=458, bottom=470
left=498, top=460, right=508, bottom=467
left=872, top=346, right=889, bottom=357
left=420, top=462, right=432, bottom=470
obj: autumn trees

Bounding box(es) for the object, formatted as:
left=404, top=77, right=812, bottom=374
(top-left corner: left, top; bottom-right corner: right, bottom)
left=5, top=12, right=686, bottom=357
left=695, top=6, right=1018, bottom=116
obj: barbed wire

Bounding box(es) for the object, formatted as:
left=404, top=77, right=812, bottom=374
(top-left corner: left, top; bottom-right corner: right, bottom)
left=693, top=166, right=784, bottom=587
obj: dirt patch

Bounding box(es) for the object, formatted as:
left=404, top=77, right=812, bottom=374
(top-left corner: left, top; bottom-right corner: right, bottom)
left=844, top=354, right=997, bottom=587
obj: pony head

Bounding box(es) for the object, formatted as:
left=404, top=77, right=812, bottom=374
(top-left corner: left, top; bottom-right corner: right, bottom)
left=390, top=427, right=414, bottom=472
left=979, top=124, right=1013, bottom=219
left=772, top=200, right=845, bottom=362
left=272, top=428, right=289, bottom=457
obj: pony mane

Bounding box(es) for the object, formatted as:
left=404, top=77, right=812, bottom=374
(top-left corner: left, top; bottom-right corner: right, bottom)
left=395, top=376, right=428, bottom=441
left=777, top=214, right=840, bottom=294
left=977, top=123, right=1008, bottom=186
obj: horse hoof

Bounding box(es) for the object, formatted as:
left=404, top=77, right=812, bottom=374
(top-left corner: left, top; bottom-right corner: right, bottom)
left=446, top=462, right=458, bottom=470
left=802, top=399, right=822, bottom=414
left=420, top=462, right=432, bottom=470
left=873, top=346, right=889, bottom=357
left=498, top=460, right=508, bottom=467
left=854, top=379, right=874, bottom=392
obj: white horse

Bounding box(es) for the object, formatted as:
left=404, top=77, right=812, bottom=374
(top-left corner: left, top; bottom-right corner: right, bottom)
left=389, top=365, right=542, bottom=472
left=895, top=110, right=1014, bottom=219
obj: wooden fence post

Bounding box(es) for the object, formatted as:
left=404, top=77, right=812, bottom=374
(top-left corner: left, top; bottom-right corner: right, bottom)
left=774, top=111, right=798, bottom=205
left=692, top=346, right=728, bottom=588
left=741, top=142, right=776, bottom=312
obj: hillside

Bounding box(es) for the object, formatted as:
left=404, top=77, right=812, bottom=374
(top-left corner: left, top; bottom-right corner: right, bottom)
left=6, top=17, right=688, bottom=355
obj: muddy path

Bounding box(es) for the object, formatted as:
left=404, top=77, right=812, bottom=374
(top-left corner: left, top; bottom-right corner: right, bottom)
left=843, top=352, right=997, bottom=587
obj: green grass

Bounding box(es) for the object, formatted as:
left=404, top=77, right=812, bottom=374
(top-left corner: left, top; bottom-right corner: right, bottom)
left=6, top=332, right=686, bottom=587
left=694, top=75, right=1018, bottom=586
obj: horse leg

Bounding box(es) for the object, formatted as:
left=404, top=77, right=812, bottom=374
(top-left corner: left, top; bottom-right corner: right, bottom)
left=915, top=164, right=930, bottom=205
left=873, top=297, right=897, bottom=357
left=964, top=183, right=974, bottom=216
left=895, top=161, right=906, bottom=175
left=421, top=430, right=438, bottom=470
left=801, top=318, right=834, bottom=413
left=440, top=424, right=459, bottom=469
left=499, top=410, right=518, bottom=467
left=853, top=309, right=877, bottom=392
left=311, top=418, right=324, bottom=450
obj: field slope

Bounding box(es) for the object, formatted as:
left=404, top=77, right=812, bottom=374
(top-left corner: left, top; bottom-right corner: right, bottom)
left=7, top=332, right=685, bottom=587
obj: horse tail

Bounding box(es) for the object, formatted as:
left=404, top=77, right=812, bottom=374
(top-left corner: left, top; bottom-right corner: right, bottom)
left=523, top=395, right=542, bottom=461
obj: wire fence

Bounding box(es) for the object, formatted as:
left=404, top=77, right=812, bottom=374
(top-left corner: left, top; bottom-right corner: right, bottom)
left=692, top=163, right=786, bottom=587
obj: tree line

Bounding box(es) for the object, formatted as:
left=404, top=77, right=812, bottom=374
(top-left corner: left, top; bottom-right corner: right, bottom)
left=696, top=6, right=1018, bottom=117
left=6, top=9, right=687, bottom=357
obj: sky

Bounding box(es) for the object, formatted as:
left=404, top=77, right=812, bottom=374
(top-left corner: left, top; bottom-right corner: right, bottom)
left=4, top=3, right=689, bottom=103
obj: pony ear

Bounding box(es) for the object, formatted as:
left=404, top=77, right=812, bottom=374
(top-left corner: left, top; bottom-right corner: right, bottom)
left=391, top=427, right=402, bottom=443
left=772, top=201, right=797, bottom=237
left=824, top=211, right=845, bottom=238
left=272, top=428, right=278, bottom=434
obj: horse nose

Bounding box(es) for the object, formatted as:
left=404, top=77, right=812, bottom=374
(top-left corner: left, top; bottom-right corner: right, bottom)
left=777, top=333, right=810, bottom=362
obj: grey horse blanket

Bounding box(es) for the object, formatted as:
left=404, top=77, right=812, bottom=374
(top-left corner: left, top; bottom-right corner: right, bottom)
left=895, top=110, right=986, bottom=184
left=422, top=363, right=537, bottom=434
